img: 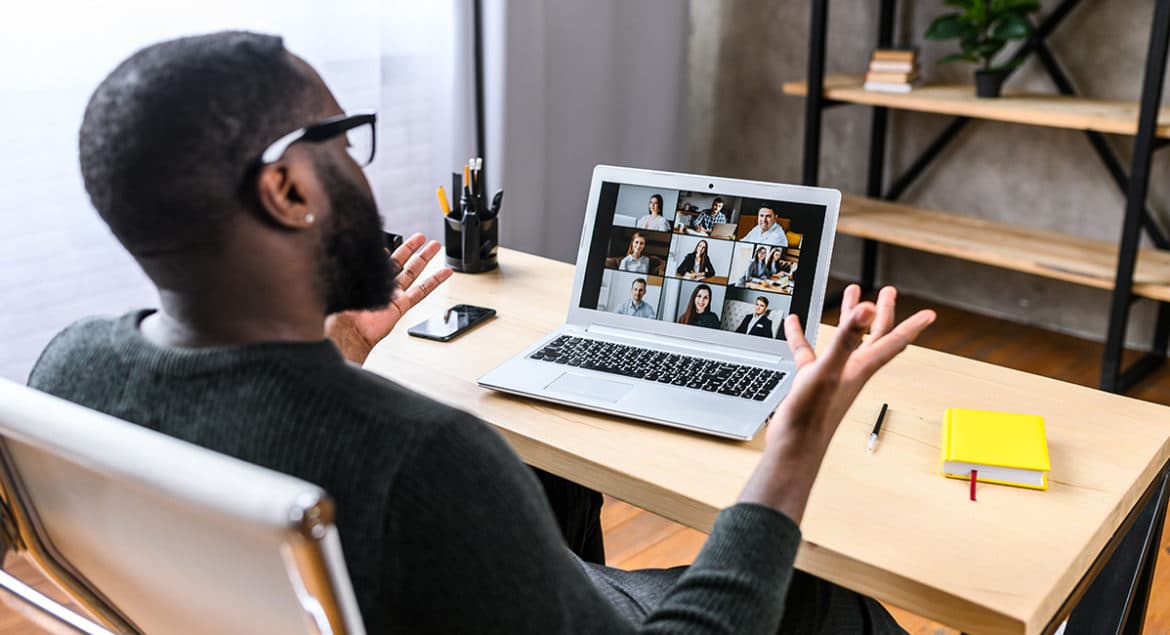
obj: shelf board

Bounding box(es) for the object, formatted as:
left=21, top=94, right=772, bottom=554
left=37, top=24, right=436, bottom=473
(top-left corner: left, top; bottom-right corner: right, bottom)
left=783, top=74, right=1170, bottom=139
left=838, top=194, right=1170, bottom=302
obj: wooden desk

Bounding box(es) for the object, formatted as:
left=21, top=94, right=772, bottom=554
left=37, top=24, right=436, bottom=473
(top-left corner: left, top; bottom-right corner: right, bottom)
left=674, top=274, right=729, bottom=286
left=363, top=248, right=1170, bottom=635
left=744, top=275, right=794, bottom=295
left=672, top=227, right=737, bottom=241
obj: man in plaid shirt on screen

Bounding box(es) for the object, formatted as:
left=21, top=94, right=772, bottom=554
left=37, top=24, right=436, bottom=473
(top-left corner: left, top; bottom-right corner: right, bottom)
left=690, top=197, right=728, bottom=234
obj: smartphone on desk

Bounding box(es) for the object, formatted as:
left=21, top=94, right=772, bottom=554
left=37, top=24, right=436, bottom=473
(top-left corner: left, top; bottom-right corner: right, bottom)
left=384, top=231, right=404, bottom=252
left=407, top=304, right=496, bottom=342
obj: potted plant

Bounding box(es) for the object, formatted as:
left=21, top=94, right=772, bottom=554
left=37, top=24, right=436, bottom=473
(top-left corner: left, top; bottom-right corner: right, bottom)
left=925, top=0, right=1040, bottom=98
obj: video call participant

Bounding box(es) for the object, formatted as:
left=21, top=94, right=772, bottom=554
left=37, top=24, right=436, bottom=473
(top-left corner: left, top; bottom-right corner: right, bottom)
left=766, top=248, right=792, bottom=277
left=739, top=246, right=770, bottom=284
left=618, top=231, right=650, bottom=273
left=614, top=278, right=656, bottom=318
left=736, top=297, right=774, bottom=338
left=742, top=207, right=788, bottom=246
left=690, top=197, right=727, bottom=235
left=675, top=239, right=716, bottom=280
left=636, top=194, right=670, bottom=232
left=677, top=284, right=721, bottom=329
left=29, top=31, right=931, bottom=635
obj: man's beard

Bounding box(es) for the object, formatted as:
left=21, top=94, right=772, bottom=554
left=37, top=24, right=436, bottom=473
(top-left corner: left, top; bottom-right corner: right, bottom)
left=316, top=157, right=396, bottom=315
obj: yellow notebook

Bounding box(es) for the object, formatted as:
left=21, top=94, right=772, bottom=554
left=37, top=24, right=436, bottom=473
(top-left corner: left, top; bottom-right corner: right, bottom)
left=941, top=408, right=1051, bottom=490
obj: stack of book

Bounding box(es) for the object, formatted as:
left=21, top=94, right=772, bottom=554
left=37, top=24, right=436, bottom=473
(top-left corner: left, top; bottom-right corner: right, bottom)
left=864, top=49, right=919, bottom=93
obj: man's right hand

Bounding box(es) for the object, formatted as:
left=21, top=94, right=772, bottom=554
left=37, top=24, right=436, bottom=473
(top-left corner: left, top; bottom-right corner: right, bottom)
left=325, top=233, right=453, bottom=365
left=737, top=285, right=935, bottom=524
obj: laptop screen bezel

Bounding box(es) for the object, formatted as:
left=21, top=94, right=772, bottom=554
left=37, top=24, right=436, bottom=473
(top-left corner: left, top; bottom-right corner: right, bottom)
left=566, top=165, right=841, bottom=360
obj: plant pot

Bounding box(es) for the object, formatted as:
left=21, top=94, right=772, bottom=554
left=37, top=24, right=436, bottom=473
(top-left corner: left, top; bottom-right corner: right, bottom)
left=974, top=69, right=1008, bottom=98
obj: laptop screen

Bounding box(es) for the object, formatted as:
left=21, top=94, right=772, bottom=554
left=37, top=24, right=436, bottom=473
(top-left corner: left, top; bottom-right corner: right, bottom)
left=577, top=182, right=828, bottom=342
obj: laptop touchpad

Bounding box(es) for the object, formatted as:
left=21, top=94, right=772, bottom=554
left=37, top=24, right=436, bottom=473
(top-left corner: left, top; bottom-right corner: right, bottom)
left=546, top=373, right=634, bottom=404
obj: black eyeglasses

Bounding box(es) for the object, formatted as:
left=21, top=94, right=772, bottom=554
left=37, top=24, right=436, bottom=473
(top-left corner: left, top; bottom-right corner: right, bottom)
left=260, top=112, right=377, bottom=167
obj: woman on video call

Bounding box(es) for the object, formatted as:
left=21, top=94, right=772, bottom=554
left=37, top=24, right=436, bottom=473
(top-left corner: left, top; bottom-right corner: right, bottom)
left=675, top=239, right=716, bottom=280
left=677, top=283, right=721, bottom=329
left=637, top=194, right=670, bottom=232
left=766, top=247, right=791, bottom=277
left=741, top=245, right=769, bottom=283
left=619, top=232, right=650, bottom=273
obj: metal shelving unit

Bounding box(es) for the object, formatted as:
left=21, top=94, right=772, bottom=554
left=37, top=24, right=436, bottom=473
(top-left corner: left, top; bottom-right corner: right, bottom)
left=794, top=0, right=1170, bottom=395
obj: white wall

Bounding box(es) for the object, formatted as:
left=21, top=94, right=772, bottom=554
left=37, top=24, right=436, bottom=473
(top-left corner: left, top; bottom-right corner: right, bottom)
left=0, top=1, right=459, bottom=381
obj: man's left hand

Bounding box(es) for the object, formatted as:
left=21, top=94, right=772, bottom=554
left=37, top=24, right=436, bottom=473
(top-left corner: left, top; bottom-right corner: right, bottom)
left=326, top=233, right=453, bottom=364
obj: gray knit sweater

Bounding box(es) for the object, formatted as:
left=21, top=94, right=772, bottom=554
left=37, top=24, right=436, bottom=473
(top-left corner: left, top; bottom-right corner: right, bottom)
left=29, top=311, right=800, bottom=634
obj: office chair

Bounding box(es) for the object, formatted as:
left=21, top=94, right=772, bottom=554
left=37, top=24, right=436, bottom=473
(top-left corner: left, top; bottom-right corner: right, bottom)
left=0, top=379, right=365, bottom=635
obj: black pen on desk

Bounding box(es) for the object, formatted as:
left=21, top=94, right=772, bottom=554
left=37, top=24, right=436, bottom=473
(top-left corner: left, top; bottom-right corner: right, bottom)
left=867, top=402, right=888, bottom=454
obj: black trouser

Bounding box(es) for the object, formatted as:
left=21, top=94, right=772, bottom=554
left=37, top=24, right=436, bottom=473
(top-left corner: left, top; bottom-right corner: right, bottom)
left=530, top=466, right=606, bottom=564
left=529, top=467, right=907, bottom=634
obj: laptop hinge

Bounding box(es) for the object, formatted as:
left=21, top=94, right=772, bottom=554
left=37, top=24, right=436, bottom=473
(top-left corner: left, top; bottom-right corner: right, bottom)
left=583, top=324, right=787, bottom=367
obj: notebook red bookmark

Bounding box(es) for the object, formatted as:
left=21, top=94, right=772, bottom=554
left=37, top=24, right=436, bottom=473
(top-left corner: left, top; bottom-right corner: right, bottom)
left=969, top=469, right=977, bottom=502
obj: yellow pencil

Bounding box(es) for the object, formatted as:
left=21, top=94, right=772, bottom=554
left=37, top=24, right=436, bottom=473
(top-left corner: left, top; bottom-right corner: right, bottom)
left=436, top=186, right=451, bottom=216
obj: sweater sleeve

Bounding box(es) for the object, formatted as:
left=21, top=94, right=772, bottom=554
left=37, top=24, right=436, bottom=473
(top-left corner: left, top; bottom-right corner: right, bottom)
left=384, top=414, right=800, bottom=634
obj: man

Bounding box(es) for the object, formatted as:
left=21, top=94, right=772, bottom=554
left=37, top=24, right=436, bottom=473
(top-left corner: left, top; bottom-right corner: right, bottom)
left=689, top=196, right=727, bottom=234
left=742, top=206, right=789, bottom=246
left=614, top=277, right=656, bottom=318
left=736, top=297, right=774, bottom=337
left=29, top=32, right=934, bottom=634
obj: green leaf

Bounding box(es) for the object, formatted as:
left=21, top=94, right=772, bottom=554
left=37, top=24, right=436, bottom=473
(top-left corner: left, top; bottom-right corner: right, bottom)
left=937, top=52, right=979, bottom=65
left=943, top=0, right=971, bottom=7
left=993, top=0, right=1041, bottom=14
left=967, top=0, right=989, bottom=26
left=959, top=38, right=982, bottom=58
left=925, top=13, right=970, bottom=40
left=960, top=31, right=982, bottom=52
left=975, top=39, right=1007, bottom=59
left=993, top=14, right=1032, bottom=40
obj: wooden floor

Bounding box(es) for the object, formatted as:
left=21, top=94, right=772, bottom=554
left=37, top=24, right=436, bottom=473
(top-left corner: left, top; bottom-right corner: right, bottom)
left=1, top=289, right=1168, bottom=633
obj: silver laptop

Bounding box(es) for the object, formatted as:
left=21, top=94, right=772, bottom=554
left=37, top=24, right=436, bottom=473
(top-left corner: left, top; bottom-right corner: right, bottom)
left=707, top=222, right=739, bottom=241
left=479, top=166, right=840, bottom=440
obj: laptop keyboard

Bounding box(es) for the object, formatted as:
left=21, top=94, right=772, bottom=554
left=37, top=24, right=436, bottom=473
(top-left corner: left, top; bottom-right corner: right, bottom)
left=529, top=336, right=785, bottom=401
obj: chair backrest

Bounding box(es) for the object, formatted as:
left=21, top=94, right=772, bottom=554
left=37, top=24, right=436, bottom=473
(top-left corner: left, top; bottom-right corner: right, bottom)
left=0, top=379, right=365, bottom=635
left=649, top=255, right=666, bottom=276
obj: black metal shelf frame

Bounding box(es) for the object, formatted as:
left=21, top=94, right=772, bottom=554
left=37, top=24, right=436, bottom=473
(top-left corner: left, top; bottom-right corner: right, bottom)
left=801, top=0, right=1170, bottom=395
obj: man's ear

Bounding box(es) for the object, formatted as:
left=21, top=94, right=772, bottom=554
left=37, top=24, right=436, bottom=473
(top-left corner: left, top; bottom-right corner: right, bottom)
left=255, top=157, right=319, bottom=230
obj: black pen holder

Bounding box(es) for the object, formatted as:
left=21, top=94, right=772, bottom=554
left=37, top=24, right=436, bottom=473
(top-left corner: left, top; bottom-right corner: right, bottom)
left=444, top=213, right=499, bottom=273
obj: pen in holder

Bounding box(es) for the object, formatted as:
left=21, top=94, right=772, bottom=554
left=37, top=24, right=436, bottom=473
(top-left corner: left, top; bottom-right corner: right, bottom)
left=444, top=184, right=500, bottom=274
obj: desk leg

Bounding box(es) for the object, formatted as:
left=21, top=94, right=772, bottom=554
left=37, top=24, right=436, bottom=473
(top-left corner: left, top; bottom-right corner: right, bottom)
left=1064, top=467, right=1169, bottom=635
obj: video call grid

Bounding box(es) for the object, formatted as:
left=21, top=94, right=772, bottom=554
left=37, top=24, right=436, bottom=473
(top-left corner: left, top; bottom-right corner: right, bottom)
left=598, top=185, right=802, bottom=340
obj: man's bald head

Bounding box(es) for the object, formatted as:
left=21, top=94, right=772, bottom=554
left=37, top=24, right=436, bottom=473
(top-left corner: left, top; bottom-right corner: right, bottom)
left=78, top=31, right=328, bottom=258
